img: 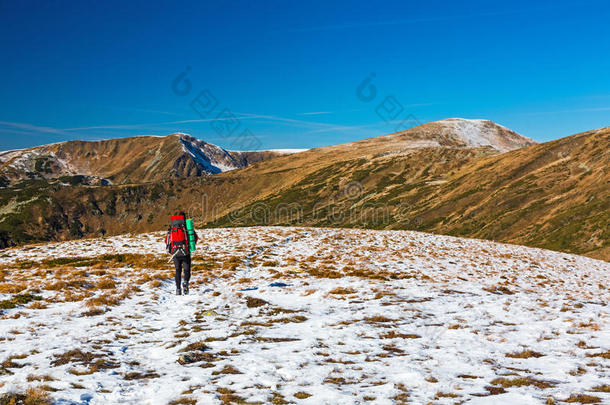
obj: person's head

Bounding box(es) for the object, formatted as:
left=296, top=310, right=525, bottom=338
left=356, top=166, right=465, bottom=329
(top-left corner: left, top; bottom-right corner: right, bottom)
left=179, top=211, right=186, bottom=219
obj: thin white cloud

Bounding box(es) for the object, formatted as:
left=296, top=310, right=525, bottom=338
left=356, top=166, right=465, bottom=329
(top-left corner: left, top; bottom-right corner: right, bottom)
left=61, top=113, right=332, bottom=131
left=0, top=127, right=48, bottom=137
left=1, top=112, right=359, bottom=137
left=0, top=110, right=425, bottom=148
left=62, top=117, right=243, bottom=131
left=299, top=111, right=333, bottom=115
left=0, top=120, right=68, bottom=135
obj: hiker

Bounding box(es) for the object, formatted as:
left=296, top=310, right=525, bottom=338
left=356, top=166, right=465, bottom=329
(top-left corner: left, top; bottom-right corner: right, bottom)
left=165, top=212, right=198, bottom=295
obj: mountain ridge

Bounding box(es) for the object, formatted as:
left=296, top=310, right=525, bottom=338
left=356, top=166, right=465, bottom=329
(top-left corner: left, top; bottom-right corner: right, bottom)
left=0, top=133, right=291, bottom=186
left=0, top=120, right=607, bottom=261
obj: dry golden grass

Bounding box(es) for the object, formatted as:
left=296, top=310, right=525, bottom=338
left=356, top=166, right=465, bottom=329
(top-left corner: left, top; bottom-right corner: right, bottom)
left=265, top=307, right=300, bottom=316
left=215, top=387, right=253, bottom=405
left=63, top=278, right=93, bottom=289
left=27, top=301, right=48, bottom=310
left=1, top=353, right=27, bottom=369
left=24, top=387, right=52, bottom=405
left=168, top=398, right=197, bottom=405
left=68, top=367, right=96, bottom=376
left=483, top=285, right=515, bottom=295
left=506, top=350, right=545, bottom=359
left=43, top=281, right=67, bottom=291
left=491, top=376, right=555, bottom=389
left=26, top=374, right=55, bottom=382
left=51, top=349, right=97, bottom=366
left=364, top=315, right=396, bottom=324
left=301, top=289, right=316, bottom=296
left=246, top=297, right=268, bottom=308
left=323, top=376, right=355, bottom=385
left=0, top=283, right=27, bottom=294
left=380, top=331, right=421, bottom=339
left=179, top=341, right=210, bottom=353
left=343, top=266, right=383, bottom=279
left=564, top=394, right=602, bottom=404
left=241, top=320, right=273, bottom=327
left=306, top=265, right=342, bottom=279
left=60, top=290, right=93, bottom=303
left=435, top=391, right=460, bottom=399
left=134, top=271, right=172, bottom=285
left=577, top=320, right=601, bottom=331
left=267, top=392, right=290, bottom=404
left=123, top=284, right=141, bottom=296
left=81, top=307, right=106, bottom=316
left=50, top=348, right=119, bottom=374
left=123, top=371, right=160, bottom=380
left=95, top=278, right=116, bottom=290
left=0, top=253, right=173, bottom=302
left=328, top=287, right=356, bottom=295
left=148, top=279, right=162, bottom=288
left=569, top=366, right=587, bottom=376
left=586, top=351, right=610, bottom=359
left=390, top=383, right=410, bottom=403
left=85, top=293, right=120, bottom=308
left=211, top=365, right=242, bottom=375
left=1, top=293, right=43, bottom=310
left=277, top=315, right=307, bottom=324
left=222, top=256, right=242, bottom=271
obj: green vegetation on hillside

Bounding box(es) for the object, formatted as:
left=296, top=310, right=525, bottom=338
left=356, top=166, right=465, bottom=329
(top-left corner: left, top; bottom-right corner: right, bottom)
left=0, top=127, right=607, bottom=261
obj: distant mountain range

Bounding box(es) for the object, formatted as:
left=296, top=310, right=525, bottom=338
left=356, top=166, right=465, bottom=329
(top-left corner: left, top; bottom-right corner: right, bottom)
left=0, top=119, right=607, bottom=261
left=0, top=134, right=291, bottom=186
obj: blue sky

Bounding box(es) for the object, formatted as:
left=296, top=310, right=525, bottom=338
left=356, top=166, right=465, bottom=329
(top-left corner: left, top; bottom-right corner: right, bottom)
left=1, top=0, right=609, bottom=150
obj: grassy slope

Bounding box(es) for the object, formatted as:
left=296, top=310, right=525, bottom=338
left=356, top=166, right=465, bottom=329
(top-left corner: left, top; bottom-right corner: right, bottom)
left=0, top=128, right=607, bottom=261
left=211, top=127, right=609, bottom=260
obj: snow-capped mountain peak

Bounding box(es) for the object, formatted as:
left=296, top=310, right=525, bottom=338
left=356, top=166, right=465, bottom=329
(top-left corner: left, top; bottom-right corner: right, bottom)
left=391, top=118, right=537, bottom=153
left=436, top=118, right=537, bottom=152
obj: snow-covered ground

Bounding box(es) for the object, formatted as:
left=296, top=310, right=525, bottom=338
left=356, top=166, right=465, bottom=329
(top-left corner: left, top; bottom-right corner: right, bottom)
left=437, top=118, right=536, bottom=152
left=0, top=227, right=608, bottom=404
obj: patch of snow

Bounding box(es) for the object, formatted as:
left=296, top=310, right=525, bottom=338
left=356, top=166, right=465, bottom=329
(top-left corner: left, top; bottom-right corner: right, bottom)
left=0, top=227, right=608, bottom=404
left=438, top=118, right=536, bottom=152
left=179, top=136, right=239, bottom=174
left=269, top=149, right=308, bottom=153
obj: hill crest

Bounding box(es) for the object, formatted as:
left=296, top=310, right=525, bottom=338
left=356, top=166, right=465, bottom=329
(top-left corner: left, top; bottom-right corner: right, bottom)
left=0, top=133, right=289, bottom=185
left=388, top=118, right=537, bottom=153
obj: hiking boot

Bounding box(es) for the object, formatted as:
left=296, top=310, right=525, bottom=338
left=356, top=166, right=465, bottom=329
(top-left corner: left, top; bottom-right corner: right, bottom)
left=176, top=287, right=182, bottom=296
left=182, top=282, right=189, bottom=295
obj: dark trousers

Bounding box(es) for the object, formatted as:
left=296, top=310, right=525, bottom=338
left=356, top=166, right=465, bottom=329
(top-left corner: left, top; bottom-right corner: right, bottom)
left=173, top=256, right=191, bottom=287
